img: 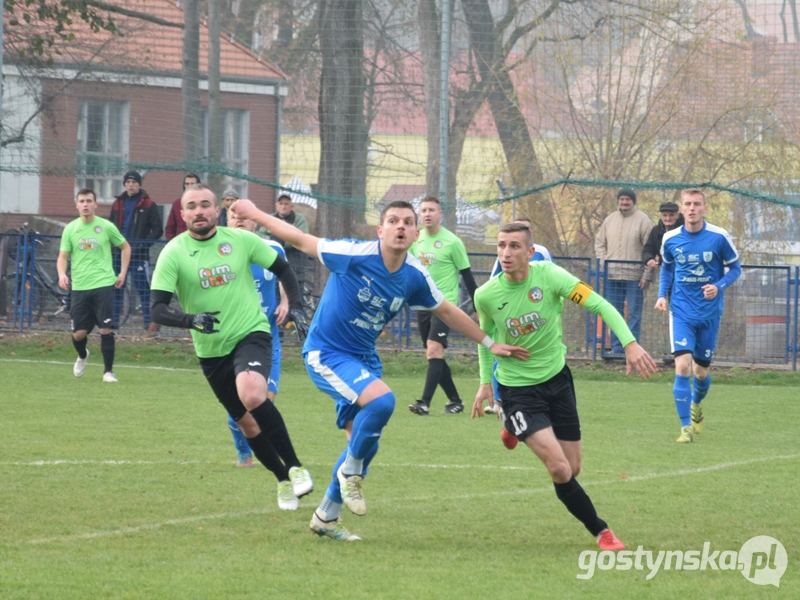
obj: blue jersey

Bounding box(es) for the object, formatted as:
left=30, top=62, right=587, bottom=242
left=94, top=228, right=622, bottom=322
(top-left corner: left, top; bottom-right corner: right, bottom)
left=490, top=244, right=553, bottom=278
left=251, top=239, right=286, bottom=322
left=659, top=222, right=740, bottom=320
left=303, top=239, right=444, bottom=356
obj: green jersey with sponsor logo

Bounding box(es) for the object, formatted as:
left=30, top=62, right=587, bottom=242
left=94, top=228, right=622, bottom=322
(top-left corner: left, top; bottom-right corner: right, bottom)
left=411, top=226, right=470, bottom=304
left=59, top=216, right=126, bottom=291
left=151, top=228, right=278, bottom=358
left=475, top=261, right=634, bottom=386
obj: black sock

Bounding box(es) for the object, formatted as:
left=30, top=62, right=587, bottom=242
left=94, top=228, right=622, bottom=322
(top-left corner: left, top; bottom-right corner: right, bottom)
left=421, top=358, right=445, bottom=404
left=100, top=333, right=115, bottom=373
left=438, top=360, right=460, bottom=402
left=250, top=401, right=301, bottom=470
left=72, top=335, right=88, bottom=359
left=553, top=477, right=608, bottom=537
left=245, top=430, right=290, bottom=481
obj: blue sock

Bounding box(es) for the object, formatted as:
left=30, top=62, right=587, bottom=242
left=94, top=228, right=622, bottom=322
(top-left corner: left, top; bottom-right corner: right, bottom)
left=673, top=375, right=691, bottom=427
left=692, top=375, right=711, bottom=404
left=325, top=449, right=348, bottom=504
left=228, top=414, right=252, bottom=459
left=348, top=392, right=395, bottom=460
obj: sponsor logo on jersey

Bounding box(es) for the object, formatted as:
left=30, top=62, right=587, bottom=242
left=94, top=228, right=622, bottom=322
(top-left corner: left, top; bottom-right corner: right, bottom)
left=419, top=252, right=436, bottom=266
left=189, top=250, right=199, bottom=257
left=218, top=243, right=232, bottom=255
left=198, top=265, right=236, bottom=288
left=506, top=311, right=546, bottom=338
left=498, top=301, right=509, bottom=310
left=528, top=287, right=543, bottom=302
left=78, top=238, right=100, bottom=251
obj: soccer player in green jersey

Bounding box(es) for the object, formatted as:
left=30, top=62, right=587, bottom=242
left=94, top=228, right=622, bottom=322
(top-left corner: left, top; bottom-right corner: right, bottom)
left=408, top=196, right=478, bottom=415
left=57, top=188, right=131, bottom=382
left=149, top=184, right=313, bottom=511
left=472, top=222, right=657, bottom=551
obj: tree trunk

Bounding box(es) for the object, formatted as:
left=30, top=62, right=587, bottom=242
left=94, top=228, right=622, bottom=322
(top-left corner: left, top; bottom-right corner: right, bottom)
left=317, top=0, right=367, bottom=241
left=182, top=0, right=202, bottom=163
left=460, top=0, right=560, bottom=249
left=418, top=0, right=441, bottom=199
left=208, top=0, right=224, bottom=198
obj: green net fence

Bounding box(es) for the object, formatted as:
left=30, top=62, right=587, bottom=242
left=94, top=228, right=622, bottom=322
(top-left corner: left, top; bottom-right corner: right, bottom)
left=2, top=0, right=800, bottom=259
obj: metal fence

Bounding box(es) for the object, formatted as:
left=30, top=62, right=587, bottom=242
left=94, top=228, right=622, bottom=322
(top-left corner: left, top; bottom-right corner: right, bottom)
left=2, top=235, right=798, bottom=370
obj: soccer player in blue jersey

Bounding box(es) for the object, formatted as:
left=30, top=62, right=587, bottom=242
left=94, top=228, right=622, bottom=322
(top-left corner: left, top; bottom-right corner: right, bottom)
left=225, top=213, right=296, bottom=468
left=230, top=198, right=528, bottom=541
left=655, top=189, right=741, bottom=443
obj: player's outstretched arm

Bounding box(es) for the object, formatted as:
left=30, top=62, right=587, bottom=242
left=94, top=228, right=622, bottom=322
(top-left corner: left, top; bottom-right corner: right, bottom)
left=432, top=299, right=529, bottom=360
left=471, top=383, right=494, bottom=419
left=230, top=199, right=320, bottom=259
left=624, top=341, right=658, bottom=379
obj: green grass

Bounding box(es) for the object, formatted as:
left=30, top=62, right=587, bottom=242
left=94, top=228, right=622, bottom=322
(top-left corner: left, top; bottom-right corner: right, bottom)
left=0, top=351, right=798, bottom=599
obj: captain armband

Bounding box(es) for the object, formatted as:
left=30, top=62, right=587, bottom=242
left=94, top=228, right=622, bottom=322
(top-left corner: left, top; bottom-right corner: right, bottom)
left=568, top=281, right=594, bottom=306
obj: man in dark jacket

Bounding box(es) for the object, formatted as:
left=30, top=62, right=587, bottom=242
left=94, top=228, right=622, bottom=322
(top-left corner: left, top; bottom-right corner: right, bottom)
left=642, top=202, right=683, bottom=268
left=165, top=173, right=200, bottom=240
left=110, top=170, right=163, bottom=334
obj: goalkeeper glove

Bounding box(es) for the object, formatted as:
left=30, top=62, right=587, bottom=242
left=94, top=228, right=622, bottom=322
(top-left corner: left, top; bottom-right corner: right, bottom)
left=191, top=311, right=220, bottom=334
left=286, top=309, right=308, bottom=341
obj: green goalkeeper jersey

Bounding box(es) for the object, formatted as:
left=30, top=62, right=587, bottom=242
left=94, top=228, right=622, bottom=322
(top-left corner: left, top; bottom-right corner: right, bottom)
left=59, top=216, right=126, bottom=291
left=411, top=226, right=470, bottom=304
left=151, top=228, right=278, bottom=358
left=475, top=261, right=634, bottom=386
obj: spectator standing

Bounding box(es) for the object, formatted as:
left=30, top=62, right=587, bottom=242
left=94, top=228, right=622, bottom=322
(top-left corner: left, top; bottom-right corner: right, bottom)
left=57, top=189, right=131, bottom=382
left=655, top=189, right=741, bottom=443
left=595, top=188, right=653, bottom=356
left=642, top=202, right=684, bottom=269
left=265, top=194, right=310, bottom=288
left=165, top=173, right=201, bottom=240
left=408, top=196, right=478, bottom=416
left=110, top=170, right=163, bottom=335
left=219, top=188, right=238, bottom=227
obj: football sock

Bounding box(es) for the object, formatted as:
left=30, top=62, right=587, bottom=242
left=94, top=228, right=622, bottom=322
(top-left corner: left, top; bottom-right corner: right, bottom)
left=326, top=449, right=348, bottom=504
left=72, top=335, right=88, bottom=359
left=438, top=359, right=460, bottom=402
left=318, top=494, right=342, bottom=521
left=554, top=477, right=607, bottom=537
left=421, top=359, right=444, bottom=404
left=244, top=430, right=289, bottom=481
left=100, top=333, right=115, bottom=372
left=348, top=391, right=395, bottom=460
left=692, top=374, right=711, bottom=404
left=343, top=452, right=363, bottom=476
left=250, top=401, right=301, bottom=469
left=673, top=375, right=692, bottom=427
left=228, top=414, right=252, bottom=457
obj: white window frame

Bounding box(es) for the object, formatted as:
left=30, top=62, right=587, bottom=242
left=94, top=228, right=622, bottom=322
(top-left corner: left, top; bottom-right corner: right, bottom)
left=202, top=109, right=250, bottom=198
left=76, top=100, right=130, bottom=203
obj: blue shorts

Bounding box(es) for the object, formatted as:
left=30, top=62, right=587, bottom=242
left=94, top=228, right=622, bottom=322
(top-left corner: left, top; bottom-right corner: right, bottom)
left=267, top=316, right=281, bottom=394
left=304, top=349, right=383, bottom=429
left=669, top=312, right=720, bottom=364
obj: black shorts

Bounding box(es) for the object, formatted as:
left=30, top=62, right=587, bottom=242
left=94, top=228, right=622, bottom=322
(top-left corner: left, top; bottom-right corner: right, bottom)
left=497, top=364, right=581, bottom=442
left=417, top=310, right=450, bottom=349
left=70, top=286, right=115, bottom=332
left=199, top=331, right=273, bottom=421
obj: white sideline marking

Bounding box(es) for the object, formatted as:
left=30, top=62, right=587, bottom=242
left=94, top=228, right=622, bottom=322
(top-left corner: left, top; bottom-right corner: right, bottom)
left=0, top=357, right=196, bottom=372
left=19, top=453, right=799, bottom=546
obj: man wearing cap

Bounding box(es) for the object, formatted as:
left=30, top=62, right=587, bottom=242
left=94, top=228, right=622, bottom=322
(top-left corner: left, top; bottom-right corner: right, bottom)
left=595, top=188, right=654, bottom=357
left=642, top=202, right=684, bottom=269
left=110, top=170, right=163, bottom=334
left=266, top=194, right=310, bottom=288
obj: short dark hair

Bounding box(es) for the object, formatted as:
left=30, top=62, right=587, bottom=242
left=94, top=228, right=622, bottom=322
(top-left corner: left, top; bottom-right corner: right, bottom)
left=181, top=182, right=216, bottom=205
left=76, top=188, right=96, bottom=201
left=499, top=222, right=533, bottom=248
left=514, top=216, right=532, bottom=227
left=681, top=188, right=706, bottom=204
left=380, top=200, right=417, bottom=225
left=419, top=196, right=441, bottom=207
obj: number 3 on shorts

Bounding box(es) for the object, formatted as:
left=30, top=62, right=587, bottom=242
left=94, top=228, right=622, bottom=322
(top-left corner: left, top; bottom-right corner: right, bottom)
left=509, top=411, right=527, bottom=436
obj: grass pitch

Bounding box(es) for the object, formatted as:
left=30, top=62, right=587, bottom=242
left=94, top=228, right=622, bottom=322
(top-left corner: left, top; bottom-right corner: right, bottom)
left=0, top=349, right=797, bottom=599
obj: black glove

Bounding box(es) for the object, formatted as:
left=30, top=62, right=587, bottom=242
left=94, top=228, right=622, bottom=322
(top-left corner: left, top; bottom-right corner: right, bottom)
left=286, top=309, right=308, bottom=341
left=191, top=311, right=220, bottom=334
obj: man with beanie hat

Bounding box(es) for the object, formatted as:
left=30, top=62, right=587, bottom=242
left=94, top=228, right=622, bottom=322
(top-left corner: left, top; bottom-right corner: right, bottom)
left=595, top=188, right=654, bottom=357
left=110, top=170, right=163, bottom=334
left=165, top=173, right=201, bottom=240
left=219, top=188, right=239, bottom=227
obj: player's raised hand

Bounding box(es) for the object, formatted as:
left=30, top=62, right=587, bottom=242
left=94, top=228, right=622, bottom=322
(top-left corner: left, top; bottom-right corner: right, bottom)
left=471, top=383, right=494, bottom=419
left=490, top=343, right=529, bottom=360
left=229, top=199, right=258, bottom=221
left=624, top=341, right=658, bottom=379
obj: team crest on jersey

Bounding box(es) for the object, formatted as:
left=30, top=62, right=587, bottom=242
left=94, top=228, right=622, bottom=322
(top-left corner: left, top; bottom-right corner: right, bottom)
left=703, top=251, right=713, bottom=262
left=676, top=253, right=686, bottom=264
left=390, top=297, right=404, bottom=312
left=218, top=243, right=233, bottom=255
left=198, top=265, right=236, bottom=288
left=505, top=311, right=546, bottom=338
left=94, top=226, right=102, bottom=233
left=528, top=287, right=543, bottom=302
left=434, top=240, right=443, bottom=248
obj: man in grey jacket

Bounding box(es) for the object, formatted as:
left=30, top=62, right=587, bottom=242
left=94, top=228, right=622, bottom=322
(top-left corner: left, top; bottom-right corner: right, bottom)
left=595, top=188, right=654, bottom=356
